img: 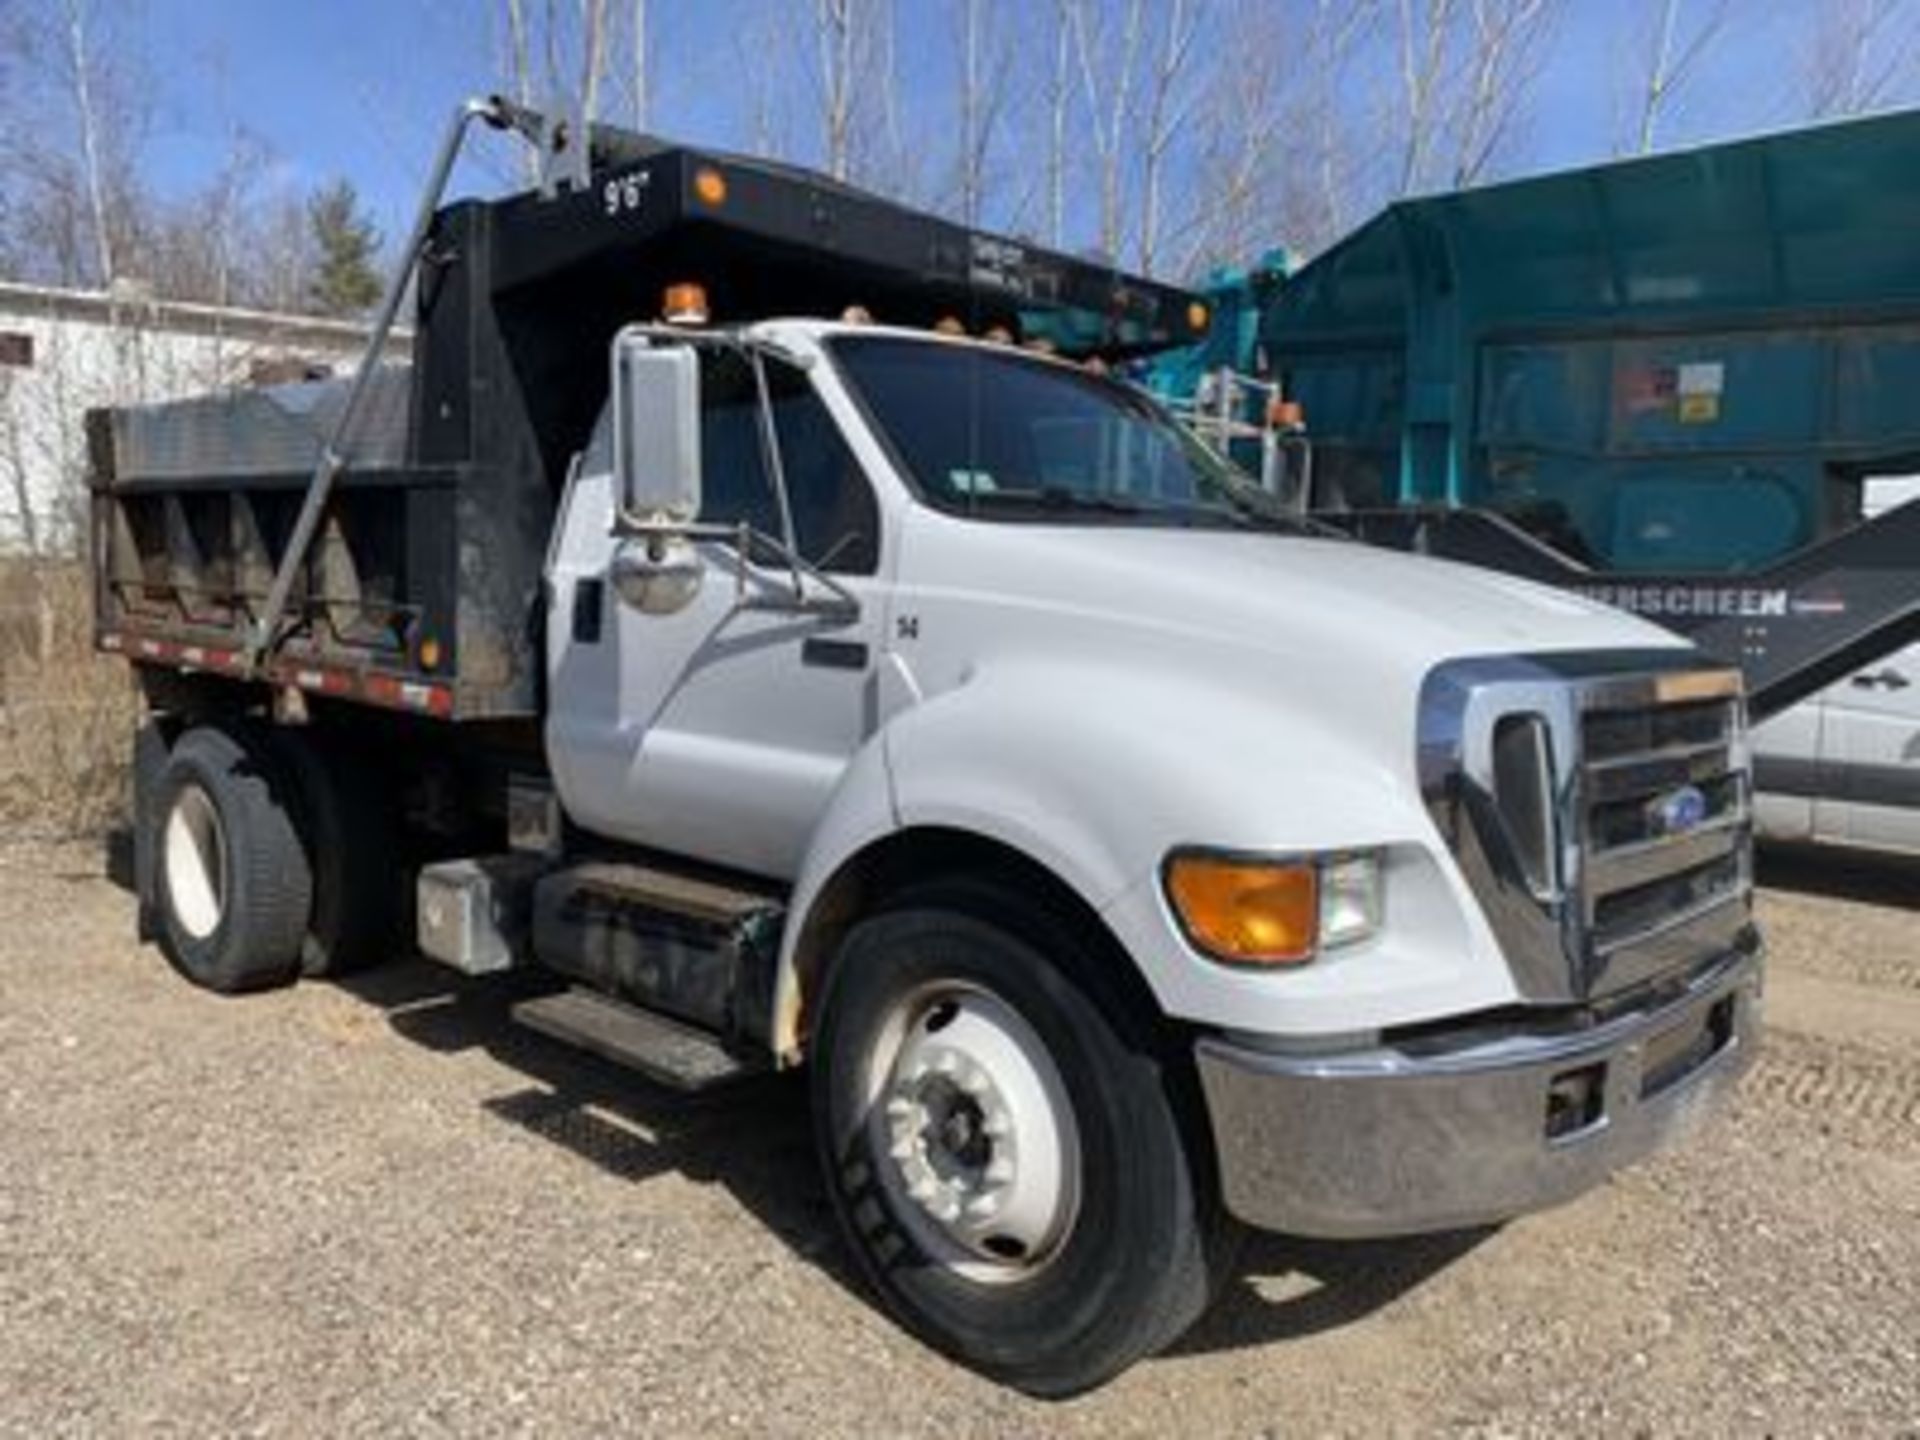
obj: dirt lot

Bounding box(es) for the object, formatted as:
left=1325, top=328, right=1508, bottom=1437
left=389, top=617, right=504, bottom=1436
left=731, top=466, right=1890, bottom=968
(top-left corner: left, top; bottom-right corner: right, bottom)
left=2, top=841, right=1916, bottom=1437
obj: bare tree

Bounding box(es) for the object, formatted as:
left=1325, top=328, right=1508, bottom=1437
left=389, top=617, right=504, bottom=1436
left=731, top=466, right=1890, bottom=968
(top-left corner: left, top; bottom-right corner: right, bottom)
left=1135, top=0, right=1204, bottom=274
left=814, top=0, right=858, bottom=181
left=951, top=0, right=1014, bottom=226
left=801, top=0, right=914, bottom=195
left=0, top=370, right=43, bottom=557
left=1308, top=0, right=1377, bottom=245
left=63, top=0, right=115, bottom=290
left=1622, top=0, right=1732, bottom=155
left=1392, top=0, right=1458, bottom=195
left=579, top=0, right=610, bottom=127
left=1449, top=0, right=1556, bottom=187
left=631, top=0, right=650, bottom=130
left=1804, top=0, right=1912, bottom=118
left=1067, top=0, right=1148, bottom=261
left=1045, top=0, right=1072, bottom=247
left=500, top=0, right=541, bottom=183
left=1177, top=0, right=1286, bottom=274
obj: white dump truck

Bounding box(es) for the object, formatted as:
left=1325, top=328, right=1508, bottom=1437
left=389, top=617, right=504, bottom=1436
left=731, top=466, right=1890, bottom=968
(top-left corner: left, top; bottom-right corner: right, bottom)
left=88, top=100, right=1761, bottom=1394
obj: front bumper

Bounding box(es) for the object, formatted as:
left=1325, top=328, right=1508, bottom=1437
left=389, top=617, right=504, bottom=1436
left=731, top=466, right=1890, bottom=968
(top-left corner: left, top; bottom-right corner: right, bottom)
left=1196, top=942, right=1762, bottom=1238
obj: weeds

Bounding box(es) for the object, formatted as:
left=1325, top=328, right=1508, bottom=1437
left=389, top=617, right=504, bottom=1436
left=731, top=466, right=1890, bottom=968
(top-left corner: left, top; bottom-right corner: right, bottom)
left=0, top=561, right=136, bottom=838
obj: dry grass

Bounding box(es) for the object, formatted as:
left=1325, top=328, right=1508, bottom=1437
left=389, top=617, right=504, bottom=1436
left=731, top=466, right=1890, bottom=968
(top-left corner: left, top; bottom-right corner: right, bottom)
left=0, top=560, right=138, bottom=837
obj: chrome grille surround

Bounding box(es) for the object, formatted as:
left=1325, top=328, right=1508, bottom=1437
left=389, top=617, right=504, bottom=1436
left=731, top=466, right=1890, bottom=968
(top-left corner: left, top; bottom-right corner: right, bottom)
left=1418, top=650, right=1755, bottom=1002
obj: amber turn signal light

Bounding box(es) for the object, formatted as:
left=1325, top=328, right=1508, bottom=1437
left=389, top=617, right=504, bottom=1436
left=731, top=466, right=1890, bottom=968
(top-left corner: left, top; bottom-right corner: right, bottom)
left=1164, top=853, right=1318, bottom=966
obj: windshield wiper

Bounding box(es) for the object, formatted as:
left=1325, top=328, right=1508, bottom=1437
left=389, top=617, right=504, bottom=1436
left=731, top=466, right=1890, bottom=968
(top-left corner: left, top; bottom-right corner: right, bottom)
left=1208, top=477, right=1347, bottom=539
left=962, top=486, right=1152, bottom=516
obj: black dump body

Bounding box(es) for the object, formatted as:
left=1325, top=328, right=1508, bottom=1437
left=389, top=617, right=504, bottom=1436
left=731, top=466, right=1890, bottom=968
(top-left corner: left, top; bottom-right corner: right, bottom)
left=91, top=135, right=1205, bottom=721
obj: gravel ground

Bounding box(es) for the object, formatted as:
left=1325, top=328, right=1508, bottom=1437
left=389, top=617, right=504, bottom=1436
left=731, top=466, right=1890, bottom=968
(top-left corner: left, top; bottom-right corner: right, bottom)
left=2, top=839, right=1917, bottom=1436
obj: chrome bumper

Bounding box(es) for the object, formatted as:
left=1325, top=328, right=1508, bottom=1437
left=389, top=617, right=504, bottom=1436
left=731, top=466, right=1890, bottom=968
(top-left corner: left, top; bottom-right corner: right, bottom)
left=1196, top=944, right=1762, bottom=1239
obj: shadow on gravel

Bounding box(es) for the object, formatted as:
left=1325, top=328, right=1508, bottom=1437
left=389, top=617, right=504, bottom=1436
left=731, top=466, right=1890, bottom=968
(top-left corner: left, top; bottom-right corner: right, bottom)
left=96, top=834, right=1506, bottom=1364
left=1167, top=1226, right=1495, bottom=1358
left=1757, top=840, right=1920, bottom=910
left=102, top=826, right=135, bottom=892
left=331, top=957, right=1482, bottom=1362
left=334, top=958, right=856, bottom=1291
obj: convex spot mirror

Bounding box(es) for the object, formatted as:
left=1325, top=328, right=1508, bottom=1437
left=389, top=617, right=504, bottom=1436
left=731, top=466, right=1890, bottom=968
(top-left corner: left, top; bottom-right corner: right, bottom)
left=610, top=532, right=703, bottom=614
left=611, top=330, right=702, bottom=524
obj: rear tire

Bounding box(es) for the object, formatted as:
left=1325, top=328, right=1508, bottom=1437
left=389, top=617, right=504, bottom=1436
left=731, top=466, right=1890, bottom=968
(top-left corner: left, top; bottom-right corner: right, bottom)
left=152, top=725, right=312, bottom=994
left=270, top=731, right=402, bottom=977
left=811, top=882, right=1224, bottom=1396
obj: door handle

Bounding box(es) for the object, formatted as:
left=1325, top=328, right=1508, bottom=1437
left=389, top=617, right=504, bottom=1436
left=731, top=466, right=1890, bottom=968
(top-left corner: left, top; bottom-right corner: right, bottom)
left=801, top=638, right=868, bottom=671
left=1851, top=668, right=1911, bottom=690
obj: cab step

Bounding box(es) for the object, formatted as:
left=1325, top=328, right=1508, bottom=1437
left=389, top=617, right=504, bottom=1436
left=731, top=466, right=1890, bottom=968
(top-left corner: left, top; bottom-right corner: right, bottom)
left=511, top=987, right=763, bottom=1091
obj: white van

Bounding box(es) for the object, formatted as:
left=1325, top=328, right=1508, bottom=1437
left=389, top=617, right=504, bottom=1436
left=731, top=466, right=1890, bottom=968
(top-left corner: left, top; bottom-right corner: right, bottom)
left=1754, top=477, right=1920, bottom=854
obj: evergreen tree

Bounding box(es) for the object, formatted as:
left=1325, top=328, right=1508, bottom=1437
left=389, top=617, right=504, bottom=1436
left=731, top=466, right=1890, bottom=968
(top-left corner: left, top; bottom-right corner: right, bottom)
left=305, top=180, right=382, bottom=317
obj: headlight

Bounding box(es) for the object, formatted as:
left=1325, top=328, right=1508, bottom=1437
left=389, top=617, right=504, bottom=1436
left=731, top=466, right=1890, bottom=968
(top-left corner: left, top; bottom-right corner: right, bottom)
left=1317, top=852, right=1385, bottom=948
left=1163, top=849, right=1383, bottom=967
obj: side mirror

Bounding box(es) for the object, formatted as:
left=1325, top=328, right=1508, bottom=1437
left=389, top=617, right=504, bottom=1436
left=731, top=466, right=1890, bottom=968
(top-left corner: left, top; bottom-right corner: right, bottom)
left=611, top=330, right=701, bottom=524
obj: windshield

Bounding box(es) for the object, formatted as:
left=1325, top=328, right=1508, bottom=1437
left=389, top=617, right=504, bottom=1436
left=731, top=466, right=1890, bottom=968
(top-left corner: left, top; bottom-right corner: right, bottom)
left=828, top=335, right=1324, bottom=534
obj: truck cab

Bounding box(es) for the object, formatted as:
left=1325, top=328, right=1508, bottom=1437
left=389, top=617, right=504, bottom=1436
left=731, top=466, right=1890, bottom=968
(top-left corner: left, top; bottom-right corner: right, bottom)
left=535, top=310, right=1761, bottom=1366
left=90, top=109, right=1762, bottom=1395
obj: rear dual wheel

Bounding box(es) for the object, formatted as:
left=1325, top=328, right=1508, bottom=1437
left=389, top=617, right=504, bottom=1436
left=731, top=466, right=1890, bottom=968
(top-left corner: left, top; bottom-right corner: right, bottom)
left=151, top=723, right=400, bottom=992
left=153, top=726, right=312, bottom=993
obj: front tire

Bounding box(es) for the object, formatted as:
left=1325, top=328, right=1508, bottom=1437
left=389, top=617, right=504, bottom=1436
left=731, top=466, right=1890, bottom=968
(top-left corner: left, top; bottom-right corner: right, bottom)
left=811, top=886, right=1224, bottom=1396
left=152, top=725, right=313, bottom=993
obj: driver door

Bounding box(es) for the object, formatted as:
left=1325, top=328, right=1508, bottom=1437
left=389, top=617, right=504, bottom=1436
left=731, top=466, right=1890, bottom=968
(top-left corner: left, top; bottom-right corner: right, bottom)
left=547, top=347, right=887, bottom=879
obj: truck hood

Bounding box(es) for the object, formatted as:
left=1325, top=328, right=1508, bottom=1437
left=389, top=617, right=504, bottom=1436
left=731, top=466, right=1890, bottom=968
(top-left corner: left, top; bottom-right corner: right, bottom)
left=902, top=517, right=1684, bottom=676
left=887, top=513, right=1701, bottom=908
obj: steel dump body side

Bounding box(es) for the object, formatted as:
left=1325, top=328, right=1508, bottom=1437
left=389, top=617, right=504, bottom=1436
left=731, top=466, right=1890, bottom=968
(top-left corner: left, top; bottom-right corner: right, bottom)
left=90, top=141, right=1207, bottom=720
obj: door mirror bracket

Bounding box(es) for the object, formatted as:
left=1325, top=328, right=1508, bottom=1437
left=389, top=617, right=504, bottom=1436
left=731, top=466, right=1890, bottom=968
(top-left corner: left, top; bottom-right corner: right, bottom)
left=604, top=326, right=860, bottom=624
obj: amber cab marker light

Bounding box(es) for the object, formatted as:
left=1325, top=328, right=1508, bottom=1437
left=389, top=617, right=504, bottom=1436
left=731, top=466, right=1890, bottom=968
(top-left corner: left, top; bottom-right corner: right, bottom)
left=663, top=282, right=710, bottom=325
left=692, top=166, right=728, bottom=207
left=1164, top=854, right=1318, bottom=966
left=1269, top=398, right=1306, bottom=431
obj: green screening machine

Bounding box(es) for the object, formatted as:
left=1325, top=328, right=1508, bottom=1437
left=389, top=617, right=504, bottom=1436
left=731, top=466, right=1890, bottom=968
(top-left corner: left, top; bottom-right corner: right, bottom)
left=1148, top=109, right=1920, bottom=718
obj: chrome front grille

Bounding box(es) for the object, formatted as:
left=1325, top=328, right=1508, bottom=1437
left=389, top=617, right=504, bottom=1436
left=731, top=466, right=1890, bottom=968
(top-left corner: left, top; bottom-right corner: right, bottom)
left=1418, top=652, right=1758, bottom=1003
left=1573, top=674, right=1752, bottom=993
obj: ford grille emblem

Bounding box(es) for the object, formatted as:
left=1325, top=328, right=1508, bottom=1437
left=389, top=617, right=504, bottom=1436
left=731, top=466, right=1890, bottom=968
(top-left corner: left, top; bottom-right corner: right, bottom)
left=1650, top=785, right=1709, bottom=836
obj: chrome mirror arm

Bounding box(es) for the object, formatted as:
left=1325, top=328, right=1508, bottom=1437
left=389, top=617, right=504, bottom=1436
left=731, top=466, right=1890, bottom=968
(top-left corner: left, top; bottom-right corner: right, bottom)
left=610, top=511, right=860, bottom=621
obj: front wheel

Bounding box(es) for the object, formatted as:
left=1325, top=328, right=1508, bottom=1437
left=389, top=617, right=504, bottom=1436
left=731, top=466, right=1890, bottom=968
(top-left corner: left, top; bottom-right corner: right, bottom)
left=811, top=887, right=1226, bottom=1396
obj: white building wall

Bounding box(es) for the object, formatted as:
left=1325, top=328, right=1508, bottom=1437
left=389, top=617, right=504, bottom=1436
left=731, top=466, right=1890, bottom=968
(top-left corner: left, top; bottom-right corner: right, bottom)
left=0, top=284, right=385, bottom=553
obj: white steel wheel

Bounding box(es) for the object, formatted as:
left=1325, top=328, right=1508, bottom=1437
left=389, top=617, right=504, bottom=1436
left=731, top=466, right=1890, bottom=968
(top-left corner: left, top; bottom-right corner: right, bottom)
left=813, top=890, right=1229, bottom=1396
left=863, top=981, right=1083, bottom=1282
left=162, top=781, right=227, bottom=941
left=149, top=725, right=312, bottom=994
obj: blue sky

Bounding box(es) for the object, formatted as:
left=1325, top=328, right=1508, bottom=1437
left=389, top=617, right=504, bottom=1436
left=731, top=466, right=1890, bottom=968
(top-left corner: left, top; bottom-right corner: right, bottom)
left=121, top=1, right=1825, bottom=253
